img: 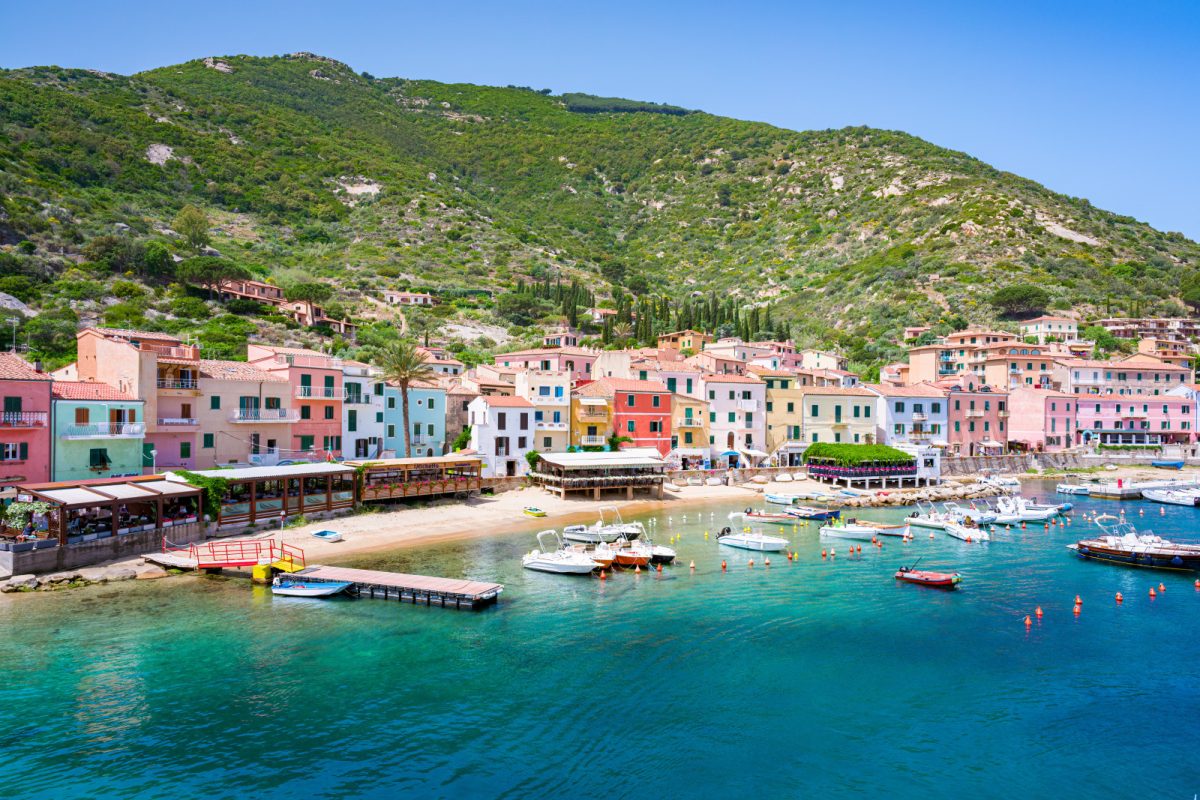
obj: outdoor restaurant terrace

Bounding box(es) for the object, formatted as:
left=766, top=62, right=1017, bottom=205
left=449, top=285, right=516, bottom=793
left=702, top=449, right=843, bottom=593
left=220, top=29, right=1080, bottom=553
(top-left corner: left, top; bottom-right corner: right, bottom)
left=345, top=456, right=483, bottom=502
left=530, top=450, right=667, bottom=499
left=166, top=463, right=355, bottom=527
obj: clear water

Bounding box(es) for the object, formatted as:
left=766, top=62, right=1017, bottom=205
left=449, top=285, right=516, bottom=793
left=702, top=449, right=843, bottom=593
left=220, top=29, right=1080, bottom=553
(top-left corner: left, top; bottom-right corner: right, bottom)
left=1, top=481, right=1197, bottom=799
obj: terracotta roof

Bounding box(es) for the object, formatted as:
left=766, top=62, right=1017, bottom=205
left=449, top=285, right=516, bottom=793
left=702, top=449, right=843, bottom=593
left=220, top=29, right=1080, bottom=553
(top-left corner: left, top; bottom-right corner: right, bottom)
left=52, top=381, right=139, bottom=402
left=199, top=359, right=288, bottom=383
left=0, top=353, right=50, bottom=382
left=477, top=395, right=533, bottom=408
left=798, top=386, right=873, bottom=397
left=575, top=377, right=669, bottom=396
left=700, top=374, right=764, bottom=385
left=747, top=366, right=794, bottom=377
left=1010, top=387, right=1075, bottom=399
left=252, top=344, right=330, bottom=357
left=85, top=327, right=182, bottom=343
left=864, top=382, right=947, bottom=398
left=1021, top=315, right=1076, bottom=324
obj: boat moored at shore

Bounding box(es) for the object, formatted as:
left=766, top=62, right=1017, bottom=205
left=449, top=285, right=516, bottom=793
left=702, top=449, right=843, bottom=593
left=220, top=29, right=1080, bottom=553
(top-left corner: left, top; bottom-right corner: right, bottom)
left=1067, top=515, right=1200, bottom=571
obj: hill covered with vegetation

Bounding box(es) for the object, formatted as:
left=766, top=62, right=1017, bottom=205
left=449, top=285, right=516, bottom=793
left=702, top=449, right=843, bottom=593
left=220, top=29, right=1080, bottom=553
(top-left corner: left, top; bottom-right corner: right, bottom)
left=1, top=52, right=1197, bottom=370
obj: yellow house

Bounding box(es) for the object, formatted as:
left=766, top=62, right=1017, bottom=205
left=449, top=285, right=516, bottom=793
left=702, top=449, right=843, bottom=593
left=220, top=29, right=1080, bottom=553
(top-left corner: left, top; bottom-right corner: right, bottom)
left=799, top=387, right=876, bottom=444
left=657, top=329, right=713, bottom=353
left=669, top=394, right=709, bottom=469
left=751, top=367, right=808, bottom=466
left=570, top=395, right=612, bottom=448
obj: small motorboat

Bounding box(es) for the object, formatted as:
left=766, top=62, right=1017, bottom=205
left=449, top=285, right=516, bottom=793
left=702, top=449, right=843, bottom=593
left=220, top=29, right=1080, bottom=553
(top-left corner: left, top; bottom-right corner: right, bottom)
left=818, top=520, right=881, bottom=541
left=1142, top=489, right=1200, bottom=507
left=742, top=508, right=795, bottom=525
left=716, top=526, right=789, bottom=552
left=764, top=493, right=799, bottom=506
left=895, top=566, right=962, bottom=589
left=612, top=538, right=653, bottom=567
left=855, top=519, right=910, bottom=538
left=1056, top=479, right=1092, bottom=495
left=943, top=501, right=997, bottom=526
left=996, top=496, right=1057, bottom=522
left=523, top=530, right=601, bottom=574
left=523, top=506, right=547, bottom=517
left=567, top=542, right=614, bottom=569
left=944, top=521, right=990, bottom=542
left=1067, top=515, right=1200, bottom=571
left=271, top=577, right=352, bottom=597
left=784, top=505, right=840, bottom=521
left=907, top=502, right=949, bottom=530
left=645, top=539, right=677, bottom=565
left=1151, top=460, right=1185, bottom=470
left=311, top=529, right=344, bottom=543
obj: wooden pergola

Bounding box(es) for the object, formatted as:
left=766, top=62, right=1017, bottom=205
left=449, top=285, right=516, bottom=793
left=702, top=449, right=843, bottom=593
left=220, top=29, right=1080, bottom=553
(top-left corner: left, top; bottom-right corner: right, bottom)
left=14, top=476, right=203, bottom=546
left=531, top=451, right=666, bottom=499
left=346, top=456, right=483, bottom=502
left=169, top=463, right=356, bottom=527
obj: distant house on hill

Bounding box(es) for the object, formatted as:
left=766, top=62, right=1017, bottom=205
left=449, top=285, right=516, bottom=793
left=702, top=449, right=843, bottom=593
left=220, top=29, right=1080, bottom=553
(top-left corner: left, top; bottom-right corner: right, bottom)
left=383, top=290, right=436, bottom=307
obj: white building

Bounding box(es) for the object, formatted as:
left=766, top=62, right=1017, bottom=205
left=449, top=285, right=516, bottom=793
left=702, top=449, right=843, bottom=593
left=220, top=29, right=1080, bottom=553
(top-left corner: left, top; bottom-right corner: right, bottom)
left=894, top=443, right=942, bottom=484
left=1019, top=316, right=1078, bottom=344
left=865, top=383, right=949, bottom=447
left=467, top=395, right=535, bottom=477
left=701, top=374, right=767, bottom=467
left=342, top=361, right=386, bottom=459
left=514, top=369, right=571, bottom=454
left=383, top=291, right=435, bottom=306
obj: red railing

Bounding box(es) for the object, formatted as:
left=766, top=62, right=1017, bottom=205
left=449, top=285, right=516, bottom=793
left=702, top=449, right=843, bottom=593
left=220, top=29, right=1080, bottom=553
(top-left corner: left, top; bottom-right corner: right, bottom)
left=163, top=538, right=306, bottom=570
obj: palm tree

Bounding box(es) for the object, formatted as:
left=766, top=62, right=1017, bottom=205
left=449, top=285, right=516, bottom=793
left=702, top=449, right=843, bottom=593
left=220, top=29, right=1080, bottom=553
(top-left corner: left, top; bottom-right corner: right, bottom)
left=612, top=322, right=633, bottom=346
left=374, top=339, right=438, bottom=458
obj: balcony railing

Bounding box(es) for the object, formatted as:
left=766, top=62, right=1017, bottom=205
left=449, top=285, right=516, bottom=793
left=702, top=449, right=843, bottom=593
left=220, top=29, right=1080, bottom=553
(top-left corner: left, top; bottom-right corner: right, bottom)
left=157, top=379, right=199, bottom=390
left=296, top=387, right=340, bottom=399
left=229, top=409, right=299, bottom=423
left=677, top=418, right=703, bottom=428
left=535, top=420, right=568, bottom=430
left=965, top=409, right=984, bottom=418
left=342, top=393, right=375, bottom=405
left=737, top=400, right=760, bottom=412
left=579, top=408, right=609, bottom=418
left=157, top=417, right=198, bottom=427
left=142, top=343, right=200, bottom=359
left=62, top=422, right=145, bottom=439
left=910, top=430, right=932, bottom=439
left=530, top=395, right=568, bottom=405
left=0, top=411, right=48, bottom=428
left=580, top=435, right=607, bottom=446
left=275, top=354, right=342, bottom=369
left=911, top=412, right=928, bottom=421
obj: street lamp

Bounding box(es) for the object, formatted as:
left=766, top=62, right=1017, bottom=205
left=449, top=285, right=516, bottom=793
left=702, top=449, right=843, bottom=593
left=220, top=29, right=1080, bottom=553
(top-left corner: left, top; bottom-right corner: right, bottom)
left=149, top=448, right=158, bottom=475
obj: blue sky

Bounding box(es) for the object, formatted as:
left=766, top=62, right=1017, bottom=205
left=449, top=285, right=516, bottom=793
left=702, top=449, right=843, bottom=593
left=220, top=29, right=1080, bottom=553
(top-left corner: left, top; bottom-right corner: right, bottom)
left=3, top=0, right=1197, bottom=239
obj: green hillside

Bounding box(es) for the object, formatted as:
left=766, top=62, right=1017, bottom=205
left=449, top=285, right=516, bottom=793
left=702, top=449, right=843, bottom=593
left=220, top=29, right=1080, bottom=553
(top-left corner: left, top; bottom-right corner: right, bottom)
left=1, top=52, right=1197, bottom=369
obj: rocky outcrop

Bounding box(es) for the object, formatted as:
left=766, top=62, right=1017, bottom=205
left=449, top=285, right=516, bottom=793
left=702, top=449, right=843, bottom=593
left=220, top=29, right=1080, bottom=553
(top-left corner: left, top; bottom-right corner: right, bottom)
left=827, top=480, right=1004, bottom=509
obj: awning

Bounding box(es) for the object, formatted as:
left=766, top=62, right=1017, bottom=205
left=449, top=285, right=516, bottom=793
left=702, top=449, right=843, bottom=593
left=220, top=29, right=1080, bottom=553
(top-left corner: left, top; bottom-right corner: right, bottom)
left=670, top=448, right=708, bottom=457
left=719, top=450, right=740, bottom=457
left=930, top=439, right=949, bottom=447
left=580, top=397, right=607, bottom=406
left=980, top=440, right=1003, bottom=448
left=740, top=449, right=769, bottom=460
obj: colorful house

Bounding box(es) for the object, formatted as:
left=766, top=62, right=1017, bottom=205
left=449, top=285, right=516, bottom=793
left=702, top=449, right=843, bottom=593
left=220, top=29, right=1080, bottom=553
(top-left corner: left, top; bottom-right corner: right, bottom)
left=494, top=346, right=598, bottom=382
left=196, top=359, right=295, bottom=468
left=342, top=361, right=385, bottom=460
left=1055, top=354, right=1191, bottom=396
left=515, top=369, right=571, bottom=454
left=865, top=383, right=949, bottom=448
left=574, top=378, right=672, bottom=456
left=797, top=387, right=876, bottom=445
left=938, top=377, right=1009, bottom=456
left=468, top=395, right=535, bottom=477
left=1007, top=388, right=1077, bottom=452
left=247, top=345, right=344, bottom=460
left=384, top=382, right=447, bottom=458
left=1074, top=395, right=1193, bottom=446
left=751, top=367, right=807, bottom=466
left=52, top=381, right=145, bottom=481
left=668, top=394, right=709, bottom=469
left=570, top=391, right=613, bottom=449
left=702, top=374, right=767, bottom=466
left=0, top=354, right=53, bottom=487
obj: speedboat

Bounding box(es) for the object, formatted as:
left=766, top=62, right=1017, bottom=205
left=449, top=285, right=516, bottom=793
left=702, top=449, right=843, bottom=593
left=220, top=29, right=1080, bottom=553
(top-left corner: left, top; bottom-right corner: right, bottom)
left=311, top=529, right=344, bottom=543
left=523, top=530, right=601, bottom=574
left=1151, top=460, right=1185, bottom=470
left=716, top=526, right=789, bottom=552
left=980, top=474, right=1021, bottom=490
left=523, top=506, right=547, bottom=517
left=855, top=520, right=910, bottom=538
left=612, top=538, right=653, bottom=567
left=567, top=542, right=615, bottom=569
left=943, top=501, right=997, bottom=526
left=996, top=496, right=1057, bottom=522
left=1142, top=489, right=1200, bottom=507
left=944, top=521, right=990, bottom=542
left=895, top=566, right=962, bottom=589
left=764, top=493, right=799, bottom=506
left=562, top=523, right=622, bottom=545
left=1056, top=479, right=1092, bottom=495
left=742, top=508, right=795, bottom=525
left=906, top=502, right=950, bottom=530
left=818, top=520, right=881, bottom=541
left=1067, top=515, right=1200, bottom=570
left=646, top=539, right=677, bottom=565
left=784, top=505, right=840, bottom=521
left=271, top=577, right=352, bottom=597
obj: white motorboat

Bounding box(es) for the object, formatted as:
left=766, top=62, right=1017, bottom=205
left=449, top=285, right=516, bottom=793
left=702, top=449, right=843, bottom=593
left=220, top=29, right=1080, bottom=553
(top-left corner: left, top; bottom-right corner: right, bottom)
left=943, top=501, right=997, bottom=526
left=764, top=493, right=799, bottom=505
left=980, top=474, right=1021, bottom=490
left=1056, top=479, right=1092, bottom=495
left=944, top=521, right=990, bottom=542
left=271, top=577, right=352, bottom=597
left=523, top=530, right=601, bottom=574
left=818, top=521, right=881, bottom=541
left=562, top=523, right=622, bottom=545
left=906, top=502, right=949, bottom=530
left=994, top=496, right=1056, bottom=522
left=853, top=519, right=910, bottom=538
left=716, top=526, right=789, bottom=552
left=1142, top=489, right=1200, bottom=507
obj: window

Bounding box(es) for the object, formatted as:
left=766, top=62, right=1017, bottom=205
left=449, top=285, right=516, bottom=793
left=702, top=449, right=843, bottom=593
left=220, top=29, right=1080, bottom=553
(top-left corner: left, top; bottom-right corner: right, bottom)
left=300, top=405, right=311, bottom=420
left=376, top=412, right=383, bottom=423
left=627, top=394, right=636, bottom=407
left=428, top=398, right=436, bottom=410
left=543, top=437, right=552, bottom=448
left=728, top=412, right=736, bottom=423
left=539, top=386, right=550, bottom=396
left=767, top=401, right=774, bottom=412
left=811, top=432, right=819, bottom=442
left=895, top=401, right=905, bottom=413
left=787, top=402, right=794, bottom=413
left=498, top=413, right=507, bottom=430
left=684, top=432, right=693, bottom=444
left=324, top=375, right=335, bottom=392
left=299, top=435, right=315, bottom=451
left=210, top=396, right=221, bottom=410
left=652, top=395, right=661, bottom=408
left=266, top=397, right=280, bottom=409
left=650, top=420, right=661, bottom=433
left=203, top=433, right=214, bottom=448
left=388, top=396, right=396, bottom=410
left=932, top=402, right=941, bottom=413
left=627, top=420, right=636, bottom=433
left=708, top=390, right=715, bottom=401
left=853, top=405, right=860, bottom=418
left=348, top=410, right=357, bottom=432
left=709, top=411, right=716, bottom=422
left=864, top=405, right=871, bottom=418
left=75, top=407, right=89, bottom=424
left=387, top=425, right=395, bottom=438
left=88, top=447, right=108, bottom=468
left=519, top=412, right=528, bottom=429
left=894, top=423, right=904, bottom=435
left=375, top=383, right=384, bottom=396
left=811, top=404, right=819, bottom=417
left=323, top=435, right=342, bottom=452
left=180, top=441, right=191, bottom=459
left=954, top=421, right=960, bottom=432
left=324, top=406, right=334, bottom=420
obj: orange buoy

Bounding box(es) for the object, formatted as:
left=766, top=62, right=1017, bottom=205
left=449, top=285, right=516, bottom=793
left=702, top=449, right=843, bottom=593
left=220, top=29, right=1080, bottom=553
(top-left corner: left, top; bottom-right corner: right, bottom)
left=1158, top=583, right=1165, bottom=592
left=656, top=563, right=663, bottom=573
left=599, top=570, right=607, bottom=581
left=857, top=545, right=862, bottom=554
left=1194, top=579, right=1199, bottom=589
left=1073, top=604, right=1081, bottom=615
left=1044, top=523, right=1049, bottom=531
left=966, top=536, right=972, bottom=543
left=1035, top=606, right=1043, bottom=618
left=1024, top=615, right=1032, bottom=627
left=1074, top=595, right=1082, bottom=606
left=689, top=560, right=695, bottom=570
left=764, top=557, right=771, bottom=567
left=1115, top=592, right=1123, bottom=603
left=721, top=560, right=727, bottom=572
left=634, top=564, right=641, bottom=574
left=1021, top=522, right=1027, bottom=530
left=821, top=549, right=827, bottom=559
left=748, top=558, right=755, bottom=568
left=1149, top=587, right=1157, bottom=598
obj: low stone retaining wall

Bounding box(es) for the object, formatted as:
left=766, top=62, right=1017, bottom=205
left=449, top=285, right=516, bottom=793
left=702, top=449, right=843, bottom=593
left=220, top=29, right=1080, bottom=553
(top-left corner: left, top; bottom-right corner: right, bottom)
left=0, top=522, right=205, bottom=578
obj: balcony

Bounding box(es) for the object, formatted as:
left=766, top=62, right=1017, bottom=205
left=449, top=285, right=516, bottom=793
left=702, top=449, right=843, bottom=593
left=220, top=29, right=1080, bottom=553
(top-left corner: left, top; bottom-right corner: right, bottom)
left=580, top=435, right=607, bottom=446
left=911, top=412, right=928, bottom=421
left=229, top=409, right=299, bottom=423
left=157, top=417, right=198, bottom=427
left=998, top=410, right=1009, bottom=418
left=62, top=422, right=145, bottom=439
left=530, top=395, right=568, bottom=405
left=157, top=379, right=199, bottom=390
left=0, top=411, right=48, bottom=428
left=1121, top=410, right=1148, bottom=418
left=910, top=429, right=932, bottom=439
left=342, top=393, right=376, bottom=405
left=535, top=420, right=568, bottom=430
left=296, top=386, right=340, bottom=399
left=677, top=418, right=703, bottom=428
left=274, top=354, right=342, bottom=369
left=143, top=342, right=200, bottom=360
left=737, top=400, right=760, bottom=412
left=965, top=409, right=984, bottom=418
left=579, top=408, right=609, bottom=418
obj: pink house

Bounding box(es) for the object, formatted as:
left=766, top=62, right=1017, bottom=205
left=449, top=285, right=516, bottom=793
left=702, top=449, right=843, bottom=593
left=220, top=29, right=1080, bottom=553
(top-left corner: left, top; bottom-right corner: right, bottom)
left=0, top=354, right=52, bottom=487
left=247, top=345, right=344, bottom=459
left=1075, top=395, right=1193, bottom=446
left=937, top=376, right=1009, bottom=456
left=494, top=347, right=598, bottom=382
left=1007, top=388, right=1077, bottom=452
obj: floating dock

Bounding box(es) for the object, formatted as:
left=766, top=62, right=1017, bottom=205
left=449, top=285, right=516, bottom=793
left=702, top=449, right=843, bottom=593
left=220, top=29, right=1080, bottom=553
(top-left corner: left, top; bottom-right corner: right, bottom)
left=1089, top=479, right=1200, bottom=500
left=293, top=565, right=503, bottom=610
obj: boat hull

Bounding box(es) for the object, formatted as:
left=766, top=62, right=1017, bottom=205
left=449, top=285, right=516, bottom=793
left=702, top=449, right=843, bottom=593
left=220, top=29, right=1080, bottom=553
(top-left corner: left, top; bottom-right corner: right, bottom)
left=907, top=517, right=947, bottom=530
left=271, top=580, right=352, bottom=597
left=818, top=526, right=877, bottom=541
left=1068, top=544, right=1200, bottom=571
left=945, top=523, right=989, bottom=542
left=311, top=530, right=343, bottom=543
left=522, top=557, right=597, bottom=574
left=895, top=570, right=961, bottom=588
left=785, top=506, right=840, bottom=521
left=718, top=535, right=789, bottom=552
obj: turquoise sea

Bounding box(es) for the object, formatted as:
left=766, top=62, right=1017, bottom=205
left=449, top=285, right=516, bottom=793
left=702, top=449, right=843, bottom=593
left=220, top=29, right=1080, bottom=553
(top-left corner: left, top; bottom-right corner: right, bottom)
left=1, top=480, right=1197, bottom=799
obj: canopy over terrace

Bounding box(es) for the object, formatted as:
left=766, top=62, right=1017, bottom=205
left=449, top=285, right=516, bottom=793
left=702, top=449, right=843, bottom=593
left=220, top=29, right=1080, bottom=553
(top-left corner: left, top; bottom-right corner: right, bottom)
left=344, top=456, right=483, bottom=502
left=15, top=475, right=202, bottom=545
left=531, top=450, right=667, bottom=499
left=166, top=462, right=355, bottom=527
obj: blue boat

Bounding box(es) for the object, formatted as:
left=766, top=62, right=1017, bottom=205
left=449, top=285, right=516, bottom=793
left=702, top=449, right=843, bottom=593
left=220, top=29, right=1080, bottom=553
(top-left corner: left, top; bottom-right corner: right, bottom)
left=311, top=529, right=344, bottom=543
left=784, top=505, right=841, bottom=521
left=1151, top=460, right=1185, bottom=470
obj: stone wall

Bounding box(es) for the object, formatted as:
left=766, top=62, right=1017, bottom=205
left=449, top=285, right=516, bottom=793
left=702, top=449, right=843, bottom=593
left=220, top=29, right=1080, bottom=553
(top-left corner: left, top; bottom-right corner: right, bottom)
left=0, top=522, right=206, bottom=577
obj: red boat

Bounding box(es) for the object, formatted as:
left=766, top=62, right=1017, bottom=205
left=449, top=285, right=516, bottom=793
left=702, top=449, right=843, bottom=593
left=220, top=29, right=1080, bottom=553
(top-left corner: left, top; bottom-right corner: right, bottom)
left=895, top=566, right=962, bottom=589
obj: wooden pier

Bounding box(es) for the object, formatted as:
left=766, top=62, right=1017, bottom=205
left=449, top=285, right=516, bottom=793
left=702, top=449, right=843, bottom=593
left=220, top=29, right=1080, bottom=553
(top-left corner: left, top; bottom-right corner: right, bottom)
left=294, top=565, right=503, bottom=610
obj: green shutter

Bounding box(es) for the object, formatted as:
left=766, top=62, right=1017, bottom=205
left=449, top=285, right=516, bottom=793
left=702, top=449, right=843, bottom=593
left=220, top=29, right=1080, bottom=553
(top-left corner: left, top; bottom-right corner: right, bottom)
left=203, top=433, right=214, bottom=448
left=210, top=396, right=221, bottom=410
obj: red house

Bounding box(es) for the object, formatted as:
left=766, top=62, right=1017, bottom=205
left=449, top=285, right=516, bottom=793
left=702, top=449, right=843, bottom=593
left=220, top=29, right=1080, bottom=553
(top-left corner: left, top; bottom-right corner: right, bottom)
left=575, top=378, right=672, bottom=456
